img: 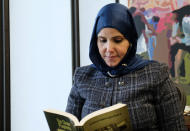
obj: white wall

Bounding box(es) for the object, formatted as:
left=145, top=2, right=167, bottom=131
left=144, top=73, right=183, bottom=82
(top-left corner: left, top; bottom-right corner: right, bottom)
left=120, top=0, right=128, bottom=7
left=10, top=0, right=72, bottom=131
left=79, top=0, right=115, bottom=66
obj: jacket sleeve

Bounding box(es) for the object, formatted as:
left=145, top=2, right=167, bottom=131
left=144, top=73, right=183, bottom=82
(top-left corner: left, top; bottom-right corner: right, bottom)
left=154, top=65, right=187, bottom=131
left=65, top=68, right=84, bottom=121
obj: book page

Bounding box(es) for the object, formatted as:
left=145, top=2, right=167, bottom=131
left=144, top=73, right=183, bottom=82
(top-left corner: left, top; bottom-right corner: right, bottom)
left=78, top=103, right=132, bottom=131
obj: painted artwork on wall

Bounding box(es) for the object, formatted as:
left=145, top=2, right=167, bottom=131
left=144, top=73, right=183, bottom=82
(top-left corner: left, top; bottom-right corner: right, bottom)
left=127, top=0, right=190, bottom=104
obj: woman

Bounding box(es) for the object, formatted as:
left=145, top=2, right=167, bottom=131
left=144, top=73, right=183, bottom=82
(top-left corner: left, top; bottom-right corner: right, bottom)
left=170, top=5, right=190, bottom=84
left=66, top=3, right=186, bottom=130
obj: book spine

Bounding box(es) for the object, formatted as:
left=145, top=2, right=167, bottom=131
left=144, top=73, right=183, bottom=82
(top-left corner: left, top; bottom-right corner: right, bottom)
left=77, top=126, right=84, bottom=131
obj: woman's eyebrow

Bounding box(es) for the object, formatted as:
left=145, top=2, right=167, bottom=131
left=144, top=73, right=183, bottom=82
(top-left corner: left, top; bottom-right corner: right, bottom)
left=97, top=36, right=105, bottom=38
left=98, top=35, right=123, bottom=38
left=112, top=36, right=125, bottom=39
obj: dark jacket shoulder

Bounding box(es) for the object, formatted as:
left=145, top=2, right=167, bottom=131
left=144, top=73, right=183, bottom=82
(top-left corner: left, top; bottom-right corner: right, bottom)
left=142, top=62, right=170, bottom=84
left=73, top=65, right=101, bottom=84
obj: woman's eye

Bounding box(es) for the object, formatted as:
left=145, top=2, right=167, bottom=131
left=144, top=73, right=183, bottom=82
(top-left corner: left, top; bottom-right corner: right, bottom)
left=99, top=39, right=107, bottom=43
left=114, top=38, right=123, bottom=43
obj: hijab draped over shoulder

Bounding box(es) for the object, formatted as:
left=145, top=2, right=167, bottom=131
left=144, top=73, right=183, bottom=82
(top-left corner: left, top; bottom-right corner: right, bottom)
left=89, top=3, right=153, bottom=77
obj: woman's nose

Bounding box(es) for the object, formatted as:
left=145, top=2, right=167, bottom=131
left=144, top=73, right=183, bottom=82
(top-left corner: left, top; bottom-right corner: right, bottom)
left=106, top=41, right=114, bottom=52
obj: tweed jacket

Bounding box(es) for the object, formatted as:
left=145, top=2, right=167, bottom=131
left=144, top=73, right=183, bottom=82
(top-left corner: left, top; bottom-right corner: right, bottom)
left=66, top=62, right=186, bottom=131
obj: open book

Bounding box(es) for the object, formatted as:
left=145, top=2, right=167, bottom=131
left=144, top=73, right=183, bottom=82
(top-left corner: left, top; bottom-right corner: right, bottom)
left=44, top=103, right=132, bottom=131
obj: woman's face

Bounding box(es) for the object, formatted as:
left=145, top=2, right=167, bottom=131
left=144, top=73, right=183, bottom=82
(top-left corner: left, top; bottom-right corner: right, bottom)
left=97, top=28, right=130, bottom=67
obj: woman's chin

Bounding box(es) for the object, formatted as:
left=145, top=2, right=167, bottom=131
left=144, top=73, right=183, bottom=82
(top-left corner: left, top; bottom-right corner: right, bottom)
left=106, top=62, right=119, bottom=68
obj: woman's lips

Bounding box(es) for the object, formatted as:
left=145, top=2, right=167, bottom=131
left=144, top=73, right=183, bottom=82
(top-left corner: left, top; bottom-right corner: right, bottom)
left=105, top=56, right=117, bottom=60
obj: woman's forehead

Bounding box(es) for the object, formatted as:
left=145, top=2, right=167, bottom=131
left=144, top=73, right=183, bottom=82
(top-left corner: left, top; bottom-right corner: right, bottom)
left=97, top=28, right=123, bottom=37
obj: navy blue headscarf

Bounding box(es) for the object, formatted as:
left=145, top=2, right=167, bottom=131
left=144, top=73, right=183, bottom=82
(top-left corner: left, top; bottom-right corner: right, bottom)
left=89, top=3, right=154, bottom=77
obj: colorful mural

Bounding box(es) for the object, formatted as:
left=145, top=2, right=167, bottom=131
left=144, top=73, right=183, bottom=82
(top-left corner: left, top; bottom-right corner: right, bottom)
left=128, top=0, right=190, bottom=104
